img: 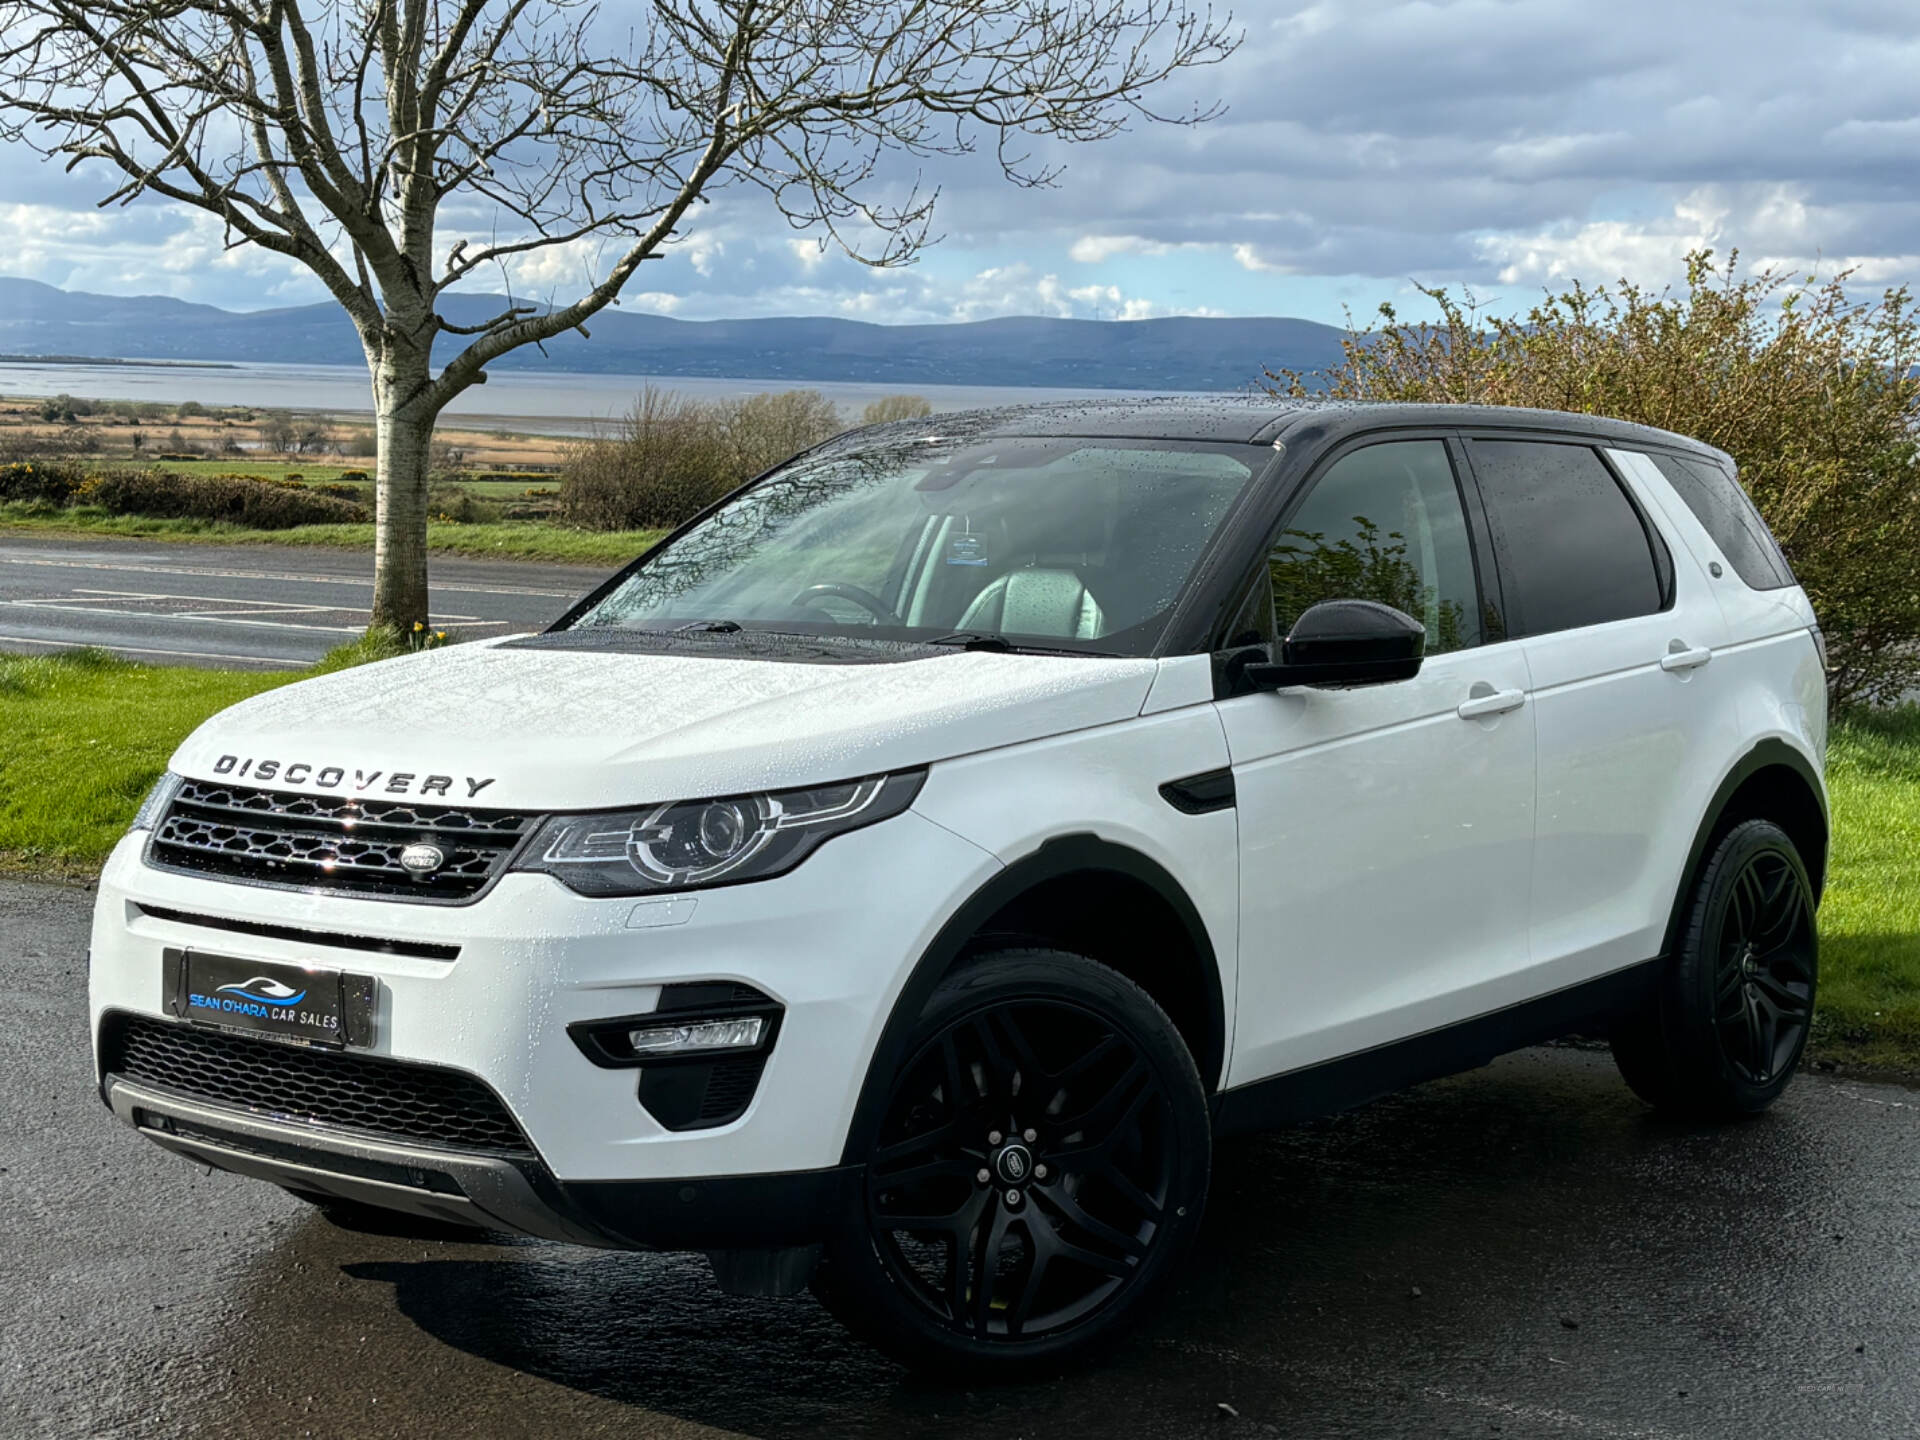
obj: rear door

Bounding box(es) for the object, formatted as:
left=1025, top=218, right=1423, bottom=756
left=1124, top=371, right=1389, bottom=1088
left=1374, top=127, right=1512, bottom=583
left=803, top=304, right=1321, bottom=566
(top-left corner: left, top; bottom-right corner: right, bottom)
left=1462, top=436, right=1736, bottom=986
left=1220, top=436, right=1538, bottom=1086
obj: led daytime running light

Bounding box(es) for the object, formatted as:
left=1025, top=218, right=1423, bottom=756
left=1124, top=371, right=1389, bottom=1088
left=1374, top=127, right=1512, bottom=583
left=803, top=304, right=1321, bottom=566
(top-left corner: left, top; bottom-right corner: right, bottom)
left=627, top=1015, right=765, bottom=1055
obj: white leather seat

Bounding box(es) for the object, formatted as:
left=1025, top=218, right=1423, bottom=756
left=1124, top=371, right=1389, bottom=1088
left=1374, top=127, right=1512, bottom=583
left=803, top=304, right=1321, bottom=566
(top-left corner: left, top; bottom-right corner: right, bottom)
left=957, top=568, right=1105, bottom=640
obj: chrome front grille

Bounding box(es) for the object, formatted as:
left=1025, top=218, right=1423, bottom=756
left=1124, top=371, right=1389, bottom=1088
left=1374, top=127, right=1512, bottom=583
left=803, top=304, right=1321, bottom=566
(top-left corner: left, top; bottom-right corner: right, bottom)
left=147, top=779, right=535, bottom=902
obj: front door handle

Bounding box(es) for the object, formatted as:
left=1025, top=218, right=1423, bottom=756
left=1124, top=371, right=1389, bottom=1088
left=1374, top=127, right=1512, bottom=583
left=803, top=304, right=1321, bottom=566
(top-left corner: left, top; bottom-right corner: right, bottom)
left=1457, top=687, right=1526, bottom=720
left=1660, top=645, right=1714, bottom=673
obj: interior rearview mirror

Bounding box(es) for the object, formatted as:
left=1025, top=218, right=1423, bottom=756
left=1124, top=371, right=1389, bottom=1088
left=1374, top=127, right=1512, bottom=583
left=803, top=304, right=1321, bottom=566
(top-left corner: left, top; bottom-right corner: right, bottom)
left=1234, top=599, right=1426, bottom=691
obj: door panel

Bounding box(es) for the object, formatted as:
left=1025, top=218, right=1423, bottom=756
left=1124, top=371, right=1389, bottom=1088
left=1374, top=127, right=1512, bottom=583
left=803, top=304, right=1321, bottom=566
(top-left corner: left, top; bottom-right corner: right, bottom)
left=1221, top=646, right=1537, bottom=1086
left=1469, top=441, right=1737, bottom=985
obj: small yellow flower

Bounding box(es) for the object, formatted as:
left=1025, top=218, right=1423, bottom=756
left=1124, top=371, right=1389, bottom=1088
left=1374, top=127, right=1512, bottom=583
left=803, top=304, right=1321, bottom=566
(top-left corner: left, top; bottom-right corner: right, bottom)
left=413, top=620, right=424, bottom=631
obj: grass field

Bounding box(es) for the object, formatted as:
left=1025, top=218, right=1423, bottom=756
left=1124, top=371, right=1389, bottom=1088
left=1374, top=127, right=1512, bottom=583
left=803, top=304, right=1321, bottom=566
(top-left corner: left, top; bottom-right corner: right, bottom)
left=1811, top=706, right=1920, bottom=1070
left=0, top=650, right=291, bottom=877
left=1, top=645, right=1914, bottom=1073
left=138, top=459, right=560, bottom=497
left=0, top=503, right=659, bottom=565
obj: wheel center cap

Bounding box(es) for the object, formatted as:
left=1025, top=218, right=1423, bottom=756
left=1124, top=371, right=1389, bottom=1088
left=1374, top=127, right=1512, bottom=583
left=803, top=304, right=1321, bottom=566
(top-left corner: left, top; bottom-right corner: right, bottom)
left=994, top=1142, right=1034, bottom=1186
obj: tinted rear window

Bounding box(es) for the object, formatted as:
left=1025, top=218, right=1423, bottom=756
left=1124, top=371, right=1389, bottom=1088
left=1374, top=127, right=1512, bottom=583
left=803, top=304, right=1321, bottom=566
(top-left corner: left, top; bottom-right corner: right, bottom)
left=1646, top=452, right=1794, bottom=590
left=1468, top=440, right=1667, bottom=637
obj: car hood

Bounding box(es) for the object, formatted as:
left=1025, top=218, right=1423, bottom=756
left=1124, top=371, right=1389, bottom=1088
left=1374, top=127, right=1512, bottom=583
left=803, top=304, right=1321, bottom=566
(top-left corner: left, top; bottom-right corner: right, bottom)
left=170, top=639, right=1160, bottom=810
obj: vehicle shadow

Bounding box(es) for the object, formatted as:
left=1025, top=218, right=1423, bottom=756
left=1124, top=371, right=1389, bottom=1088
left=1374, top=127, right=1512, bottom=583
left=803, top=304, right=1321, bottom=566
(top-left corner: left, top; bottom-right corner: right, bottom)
left=201, top=1046, right=1859, bottom=1439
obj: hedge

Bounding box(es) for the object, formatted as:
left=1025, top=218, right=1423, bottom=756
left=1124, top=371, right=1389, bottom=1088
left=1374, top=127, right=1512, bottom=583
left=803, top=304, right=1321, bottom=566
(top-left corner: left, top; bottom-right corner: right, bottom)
left=1, top=462, right=368, bottom=528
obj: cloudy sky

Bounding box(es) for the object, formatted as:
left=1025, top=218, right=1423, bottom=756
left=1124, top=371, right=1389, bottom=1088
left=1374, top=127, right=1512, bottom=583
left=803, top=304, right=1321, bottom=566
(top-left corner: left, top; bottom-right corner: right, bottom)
left=3, top=0, right=1916, bottom=327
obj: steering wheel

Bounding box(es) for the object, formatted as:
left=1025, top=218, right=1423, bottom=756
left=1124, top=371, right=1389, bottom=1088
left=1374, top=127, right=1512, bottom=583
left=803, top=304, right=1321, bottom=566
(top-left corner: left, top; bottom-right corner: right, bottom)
left=789, top=582, right=904, bottom=627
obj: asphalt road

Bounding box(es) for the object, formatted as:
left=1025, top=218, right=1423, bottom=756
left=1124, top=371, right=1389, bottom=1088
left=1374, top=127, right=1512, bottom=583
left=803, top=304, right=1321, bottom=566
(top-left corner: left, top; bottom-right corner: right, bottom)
left=0, top=536, right=617, bottom=668
left=5, top=876, right=1920, bottom=1439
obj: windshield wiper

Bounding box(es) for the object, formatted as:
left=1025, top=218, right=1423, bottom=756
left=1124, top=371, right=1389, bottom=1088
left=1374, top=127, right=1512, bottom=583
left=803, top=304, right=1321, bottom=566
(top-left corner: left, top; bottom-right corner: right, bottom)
left=675, top=619, right=743, bottom=634
left=928, top=631, right=1015, bottom=652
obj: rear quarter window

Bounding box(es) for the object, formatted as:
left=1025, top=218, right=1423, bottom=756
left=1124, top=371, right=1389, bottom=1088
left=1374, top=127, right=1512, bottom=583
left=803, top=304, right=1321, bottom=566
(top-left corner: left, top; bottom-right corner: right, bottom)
left=1465, top=439, right=1670, bottom=638
left=1645, top=452, right=1795, bottom=590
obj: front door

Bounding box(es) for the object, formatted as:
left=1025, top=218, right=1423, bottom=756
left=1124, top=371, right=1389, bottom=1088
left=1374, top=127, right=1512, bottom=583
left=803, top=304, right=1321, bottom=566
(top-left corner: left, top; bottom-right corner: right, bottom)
left=1220, top=437, right=1538, bottom=1088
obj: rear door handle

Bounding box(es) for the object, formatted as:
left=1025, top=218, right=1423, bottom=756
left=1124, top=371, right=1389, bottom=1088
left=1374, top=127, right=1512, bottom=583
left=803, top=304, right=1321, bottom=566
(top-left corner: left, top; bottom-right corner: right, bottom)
left=1660, top=645, right=1714, bottom=672
left=1457, top=687, right=1526, bottom=719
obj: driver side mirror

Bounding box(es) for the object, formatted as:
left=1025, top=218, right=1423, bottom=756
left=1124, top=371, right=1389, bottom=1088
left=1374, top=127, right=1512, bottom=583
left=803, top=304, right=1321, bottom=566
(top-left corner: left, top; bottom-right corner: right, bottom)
left=1234, top=599, right=1426, bottom=691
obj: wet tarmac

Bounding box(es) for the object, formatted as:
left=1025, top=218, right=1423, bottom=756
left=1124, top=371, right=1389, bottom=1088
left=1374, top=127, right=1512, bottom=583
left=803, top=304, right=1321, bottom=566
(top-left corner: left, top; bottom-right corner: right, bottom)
left=5, top=874, right=1918, bottom=1439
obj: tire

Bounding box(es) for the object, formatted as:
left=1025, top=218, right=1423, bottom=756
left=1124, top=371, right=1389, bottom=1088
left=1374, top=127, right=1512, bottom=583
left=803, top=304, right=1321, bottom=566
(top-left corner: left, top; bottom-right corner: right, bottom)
left=815, top=949, right=1211, bottom=1378
left=1611, top=818, right=1818, bottom=1119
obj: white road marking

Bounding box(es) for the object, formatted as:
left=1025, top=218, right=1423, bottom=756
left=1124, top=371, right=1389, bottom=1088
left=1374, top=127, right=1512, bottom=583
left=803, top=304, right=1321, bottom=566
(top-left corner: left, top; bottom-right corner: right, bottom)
left=0, top=633, right=303, bottom=667
left=3, top=589, right=508, bottom=634
left=0, top=552, right=582, bottom=597
left=4, top=598, right=361, bottom=634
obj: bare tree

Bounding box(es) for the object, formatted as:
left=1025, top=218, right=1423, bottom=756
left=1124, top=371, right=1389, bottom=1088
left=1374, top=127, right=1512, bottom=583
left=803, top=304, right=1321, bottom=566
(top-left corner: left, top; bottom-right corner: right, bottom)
left=861, top=393, right=934, bottom=424
left=0, top=1, right=1237, bottom=628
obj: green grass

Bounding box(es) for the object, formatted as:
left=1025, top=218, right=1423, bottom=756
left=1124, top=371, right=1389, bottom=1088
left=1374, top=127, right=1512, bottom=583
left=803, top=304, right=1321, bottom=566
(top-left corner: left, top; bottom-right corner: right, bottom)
left=138, top=462, right=559, bottom=496
left=0, top=634, right=430, bottom=876
left=143, top=458, right=363, bottom=483
left=0, top=503, right=659, bottom=566
left=1807, top=706, right=1920, bottom=1073
left=0, top=649, right=293, bottom=876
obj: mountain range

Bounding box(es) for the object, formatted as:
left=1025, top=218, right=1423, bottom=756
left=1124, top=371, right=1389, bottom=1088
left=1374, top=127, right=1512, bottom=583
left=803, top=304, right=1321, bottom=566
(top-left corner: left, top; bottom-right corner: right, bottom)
left=0, top=277, right=1345, bottom=391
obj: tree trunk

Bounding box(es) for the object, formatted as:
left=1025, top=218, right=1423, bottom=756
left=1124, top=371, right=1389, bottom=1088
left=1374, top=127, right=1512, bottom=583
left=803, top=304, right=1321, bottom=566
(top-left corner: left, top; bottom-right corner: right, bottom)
left=368, top=354, right=436, bottom=633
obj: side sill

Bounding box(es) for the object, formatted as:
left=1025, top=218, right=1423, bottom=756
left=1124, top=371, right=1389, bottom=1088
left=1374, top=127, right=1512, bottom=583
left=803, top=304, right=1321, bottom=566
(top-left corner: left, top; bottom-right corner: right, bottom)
left=1212, top=959, right=1661, bottom=1137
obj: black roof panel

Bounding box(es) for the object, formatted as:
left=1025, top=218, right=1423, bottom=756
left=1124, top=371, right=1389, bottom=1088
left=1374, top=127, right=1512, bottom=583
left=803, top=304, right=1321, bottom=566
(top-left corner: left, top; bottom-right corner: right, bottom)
left=825, top=396, right=1729, bottom=466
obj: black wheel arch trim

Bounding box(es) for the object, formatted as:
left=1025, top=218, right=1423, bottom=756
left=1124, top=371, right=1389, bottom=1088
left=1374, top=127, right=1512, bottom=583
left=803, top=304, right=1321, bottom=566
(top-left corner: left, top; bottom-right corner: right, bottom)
left=837, top=833, right=1227, bottom=1166
left=1661, top=737, right=1828, bottom=963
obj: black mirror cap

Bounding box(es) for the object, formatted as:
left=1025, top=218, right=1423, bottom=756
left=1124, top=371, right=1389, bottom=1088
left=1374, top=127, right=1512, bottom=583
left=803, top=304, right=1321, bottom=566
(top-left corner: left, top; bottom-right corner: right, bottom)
left=1237, top=599, right=1427, bottom=690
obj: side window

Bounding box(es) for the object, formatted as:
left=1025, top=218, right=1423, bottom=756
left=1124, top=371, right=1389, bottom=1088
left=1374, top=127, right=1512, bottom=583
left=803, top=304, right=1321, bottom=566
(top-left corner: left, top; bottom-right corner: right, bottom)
left=1467, top=440, right=1665, bottom=637
left=1266, top=440, right=1482, bottom=655
left=1645, top=452, right=1795, bottom=590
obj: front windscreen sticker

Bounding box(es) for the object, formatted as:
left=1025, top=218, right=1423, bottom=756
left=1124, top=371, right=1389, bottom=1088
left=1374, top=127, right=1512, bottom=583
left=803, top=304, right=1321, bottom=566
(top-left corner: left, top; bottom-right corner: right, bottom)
left=946, top=533, right=989, bottom=566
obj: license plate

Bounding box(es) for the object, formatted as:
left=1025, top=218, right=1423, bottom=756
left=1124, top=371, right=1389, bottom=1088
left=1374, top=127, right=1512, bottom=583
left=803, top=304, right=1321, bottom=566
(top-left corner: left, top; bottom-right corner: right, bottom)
left=166, top=949, right=375, bottom=1047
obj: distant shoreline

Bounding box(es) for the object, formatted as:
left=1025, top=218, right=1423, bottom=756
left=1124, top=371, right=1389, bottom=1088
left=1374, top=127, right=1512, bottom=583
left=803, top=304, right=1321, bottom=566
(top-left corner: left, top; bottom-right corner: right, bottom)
left=0, top=358, right=1203, bottom=437
left=0, top=354, right=238, bottom=370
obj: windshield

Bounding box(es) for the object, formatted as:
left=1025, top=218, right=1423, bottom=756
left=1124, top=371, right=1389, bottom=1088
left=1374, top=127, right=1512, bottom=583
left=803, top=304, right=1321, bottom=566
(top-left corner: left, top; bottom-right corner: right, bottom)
left=565, top=436, right=1259, bottom=656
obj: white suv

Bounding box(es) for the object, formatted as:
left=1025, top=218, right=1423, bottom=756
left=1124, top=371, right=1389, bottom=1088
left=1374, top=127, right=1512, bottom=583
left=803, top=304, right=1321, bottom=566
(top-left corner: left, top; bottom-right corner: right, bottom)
left=90, top=400, right=1827, bottom=1374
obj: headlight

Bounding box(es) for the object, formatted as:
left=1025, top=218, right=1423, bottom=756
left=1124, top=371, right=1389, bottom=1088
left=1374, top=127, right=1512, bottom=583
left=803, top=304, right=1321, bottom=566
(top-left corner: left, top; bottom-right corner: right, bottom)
left=515, top=769, right=926, bottom=897
left=128, top=772, right=181, bottom=833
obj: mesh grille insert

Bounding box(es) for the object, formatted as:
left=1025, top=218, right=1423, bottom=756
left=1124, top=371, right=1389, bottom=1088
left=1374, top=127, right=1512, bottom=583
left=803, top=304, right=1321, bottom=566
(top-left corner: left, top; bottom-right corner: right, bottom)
left=104, top=1014, right=533, bottom=1155
left=148, top=779, right=535, bottom=902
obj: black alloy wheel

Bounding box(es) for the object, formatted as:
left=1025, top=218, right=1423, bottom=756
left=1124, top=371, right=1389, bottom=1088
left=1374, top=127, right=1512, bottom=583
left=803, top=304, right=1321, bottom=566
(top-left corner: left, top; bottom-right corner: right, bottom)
left=1711, top=846, right=1816, bottom=1086
left=1612, top=818, right=1819, bottom=1118
left=817, top=950, right=1209, bottom=1375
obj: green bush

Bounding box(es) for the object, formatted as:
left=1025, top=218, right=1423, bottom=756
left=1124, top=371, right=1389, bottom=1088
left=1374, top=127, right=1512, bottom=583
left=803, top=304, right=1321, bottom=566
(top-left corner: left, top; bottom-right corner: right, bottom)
left=428, top=484, right=503, bottom=524
left=77, top=469, right=369, bottom=527
left=1271, top=250, right=1920, bottom=706
left=0, top=460, right=86, bottom=504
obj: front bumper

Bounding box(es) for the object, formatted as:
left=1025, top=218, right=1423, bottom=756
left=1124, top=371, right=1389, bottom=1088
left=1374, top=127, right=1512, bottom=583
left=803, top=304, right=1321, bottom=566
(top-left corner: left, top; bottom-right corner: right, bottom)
left=103, top=1075, right=858, bottom=1249
left=89, top=809, right=998, bottom=1246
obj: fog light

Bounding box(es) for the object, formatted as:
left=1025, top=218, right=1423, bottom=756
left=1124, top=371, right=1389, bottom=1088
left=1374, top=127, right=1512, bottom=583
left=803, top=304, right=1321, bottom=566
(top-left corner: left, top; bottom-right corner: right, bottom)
left=627, top=1015, right=765, bottom=1055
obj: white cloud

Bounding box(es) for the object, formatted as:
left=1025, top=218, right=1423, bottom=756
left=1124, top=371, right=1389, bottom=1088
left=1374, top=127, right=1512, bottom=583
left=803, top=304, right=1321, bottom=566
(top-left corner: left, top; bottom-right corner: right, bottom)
left=625, top=291, right=682, bottom=314
left=787, top=237, right=829, bottom=272
left=1232, top=243, right=1290, bottom=275
left=1479, top=185, right=1920, bottom=292
left=1069, top=234, right=1175, bottom=264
